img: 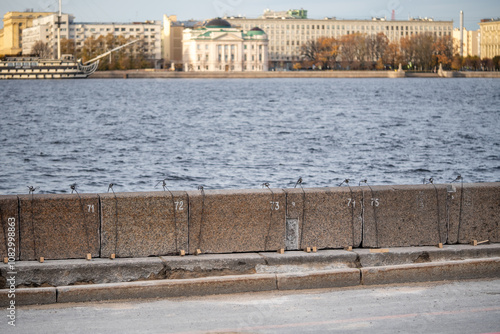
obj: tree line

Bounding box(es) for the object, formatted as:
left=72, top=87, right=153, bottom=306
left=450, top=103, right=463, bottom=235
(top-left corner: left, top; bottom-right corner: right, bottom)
left=30, top=34, right=153, bottom=70
left=297, top=32, right=500, bottom=71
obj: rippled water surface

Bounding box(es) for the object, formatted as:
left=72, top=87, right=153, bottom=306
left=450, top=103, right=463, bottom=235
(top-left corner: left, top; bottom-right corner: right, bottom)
left=1, top=78, right=499, bottom=195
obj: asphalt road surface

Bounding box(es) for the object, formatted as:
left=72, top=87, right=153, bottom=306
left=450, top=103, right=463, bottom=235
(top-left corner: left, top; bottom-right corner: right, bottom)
left=3, top=279, right=500, bottom=334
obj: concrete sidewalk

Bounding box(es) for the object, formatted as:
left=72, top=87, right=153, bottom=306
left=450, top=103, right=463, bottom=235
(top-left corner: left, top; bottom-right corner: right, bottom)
left=1, top=244, right=499, bottom=306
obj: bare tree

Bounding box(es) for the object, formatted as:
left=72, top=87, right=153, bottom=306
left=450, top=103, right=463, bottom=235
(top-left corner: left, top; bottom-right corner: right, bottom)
left=31, top=41, right=51, bottom=58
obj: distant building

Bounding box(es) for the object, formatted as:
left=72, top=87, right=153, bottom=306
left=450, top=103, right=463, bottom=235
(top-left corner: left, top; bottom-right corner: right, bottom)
left=162, top=14, right=199, bottom=67
left=182, top=18, right=268, bottom=72
left=22, top=13, right=162, bottom=64
left=261, top=9, right=308, bottom=20
left=227, top=9, right=453, bottom=70
left=453, top=28, right=480, bottom=57
left=0, top=11, right=53, bottom=56
left=479, top=18, right=500, bottom=59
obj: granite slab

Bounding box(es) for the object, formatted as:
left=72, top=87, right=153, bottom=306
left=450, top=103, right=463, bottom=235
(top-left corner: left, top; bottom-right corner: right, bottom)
left=187, top=188, right=286, bottom=254
left=362, top=184, right=448, bottom=248
left=19, top=194, right=100, bottom=261
left=448, top=182, right=500, bottom=244
left=0, top=196, right=19, bottom=261
left=100, top=191, right=188, bottom=258
left=285, top=187, right=363, bottom=250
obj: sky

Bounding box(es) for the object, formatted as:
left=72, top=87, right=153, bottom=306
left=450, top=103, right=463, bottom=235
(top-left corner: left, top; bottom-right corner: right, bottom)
left=0, top=0, right=498, bottom=30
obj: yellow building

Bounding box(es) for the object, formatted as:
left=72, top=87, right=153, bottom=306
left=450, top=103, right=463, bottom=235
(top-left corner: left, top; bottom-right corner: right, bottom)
left=479, top=19, right=500, bottom=59
left=0, top=11, right=53, bottom=56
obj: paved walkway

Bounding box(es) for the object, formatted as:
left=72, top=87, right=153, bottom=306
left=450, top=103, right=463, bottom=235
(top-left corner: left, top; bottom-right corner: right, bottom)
left=3, top=279, right=500, bottom=334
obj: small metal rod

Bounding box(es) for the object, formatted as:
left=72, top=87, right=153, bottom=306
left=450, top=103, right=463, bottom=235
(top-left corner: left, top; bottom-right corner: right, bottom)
left=71, top=183, right=91, bottom=254
left=451, top=175, right=464, bottom=243
left=27, top=186, right=39, bottom=259
left=197, top=186, right=205, bottom=251
left=359, top=179, right=379, bottom=248
left=156, top=178, right=178, bottom=253
left=262, top=183, right=275, bottom=251
left=108, top=183, right=118, bottom=256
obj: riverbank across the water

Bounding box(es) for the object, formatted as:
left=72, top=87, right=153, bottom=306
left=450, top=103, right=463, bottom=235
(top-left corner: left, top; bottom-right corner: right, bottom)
left=90, top=69, right=500, bottom=79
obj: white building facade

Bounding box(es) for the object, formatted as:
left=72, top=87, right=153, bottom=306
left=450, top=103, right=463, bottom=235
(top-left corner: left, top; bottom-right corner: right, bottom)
left=227, top=10, right=453, bottom=70
left=183, top=18, right=268, bottom=72
left=22, top=13, right=162, bottom=63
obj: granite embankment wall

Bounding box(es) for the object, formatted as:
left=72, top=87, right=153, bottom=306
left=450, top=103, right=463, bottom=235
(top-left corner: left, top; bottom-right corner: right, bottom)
left=1, top=182, right=499, bottom=261
left=90, top=70, right=500, bottom=79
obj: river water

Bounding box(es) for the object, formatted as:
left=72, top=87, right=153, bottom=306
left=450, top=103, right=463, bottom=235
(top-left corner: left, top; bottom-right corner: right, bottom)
left=1, top=78, right=499, bottom=195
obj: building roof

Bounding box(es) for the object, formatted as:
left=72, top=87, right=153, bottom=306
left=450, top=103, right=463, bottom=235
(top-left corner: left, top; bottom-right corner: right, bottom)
left=205, top=18, right=232, bottom=28
left=246, top=27, right=266, bottom=36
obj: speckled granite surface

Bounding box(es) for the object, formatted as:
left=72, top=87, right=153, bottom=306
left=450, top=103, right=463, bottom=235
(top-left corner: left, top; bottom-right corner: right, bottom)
left=362, top=185, right=448, bottom=248
left=285, top=187, right=363, bottom=250
left=100, top=191, right=188, bottom=258
left=187, top=188, right=286, bottom=254
left=18, top=194, right=100, bottom=261
left=0, top=196, right=19, bottom=260
left=448, top=182, right=500, bottom=244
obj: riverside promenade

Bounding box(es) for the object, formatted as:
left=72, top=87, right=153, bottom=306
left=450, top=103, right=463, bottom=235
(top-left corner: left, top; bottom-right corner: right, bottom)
left=1, top=182, right=499, bottom=305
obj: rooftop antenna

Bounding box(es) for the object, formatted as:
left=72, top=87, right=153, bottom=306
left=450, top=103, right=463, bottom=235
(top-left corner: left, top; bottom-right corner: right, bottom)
left=391, top=9, right=396, bottom=21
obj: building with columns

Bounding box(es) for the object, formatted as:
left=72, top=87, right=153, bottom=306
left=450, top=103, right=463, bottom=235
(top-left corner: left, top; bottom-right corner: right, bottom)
left=182, top=18, right=268, bottom=72
left=0, top=11, right=53, bottom=56
left=479, top=19, right=500, bottom=59
left=227, top=9, right=453, bottom=70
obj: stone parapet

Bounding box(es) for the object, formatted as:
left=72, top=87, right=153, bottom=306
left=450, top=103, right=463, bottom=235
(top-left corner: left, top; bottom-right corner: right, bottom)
left=0, top=182, right=497, bottom=259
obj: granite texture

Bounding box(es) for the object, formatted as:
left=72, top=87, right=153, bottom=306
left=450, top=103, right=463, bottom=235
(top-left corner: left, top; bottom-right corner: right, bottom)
left=285, top=187, right=363, bottom=250
left=447, top=182, right=500, bottom=244
left=19, top=194, right=100, bottom=261
left=0, top=196, right=19, bottom=261
left=277, top=269, right=360, bottom=290
left=362, top=185, right=448, bottom=248
left=0, top=258, right=165, bottom=288
left=0, top=287, right=57, bottom=306
left=187, top=188, right=286, bottom=254
left=56, top=274, right=278, bottom=303
left=100, top=191, right=188, bottom=258
left=361, top=257, right=500, bottom=285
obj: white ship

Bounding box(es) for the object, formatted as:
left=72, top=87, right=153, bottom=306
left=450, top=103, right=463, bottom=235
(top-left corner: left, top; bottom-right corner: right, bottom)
left=0, top=1, right=136, bottom=80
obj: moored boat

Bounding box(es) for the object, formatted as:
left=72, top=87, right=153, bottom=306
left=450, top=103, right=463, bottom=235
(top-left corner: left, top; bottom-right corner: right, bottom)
left=0, top=55, right=99, bottom=79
